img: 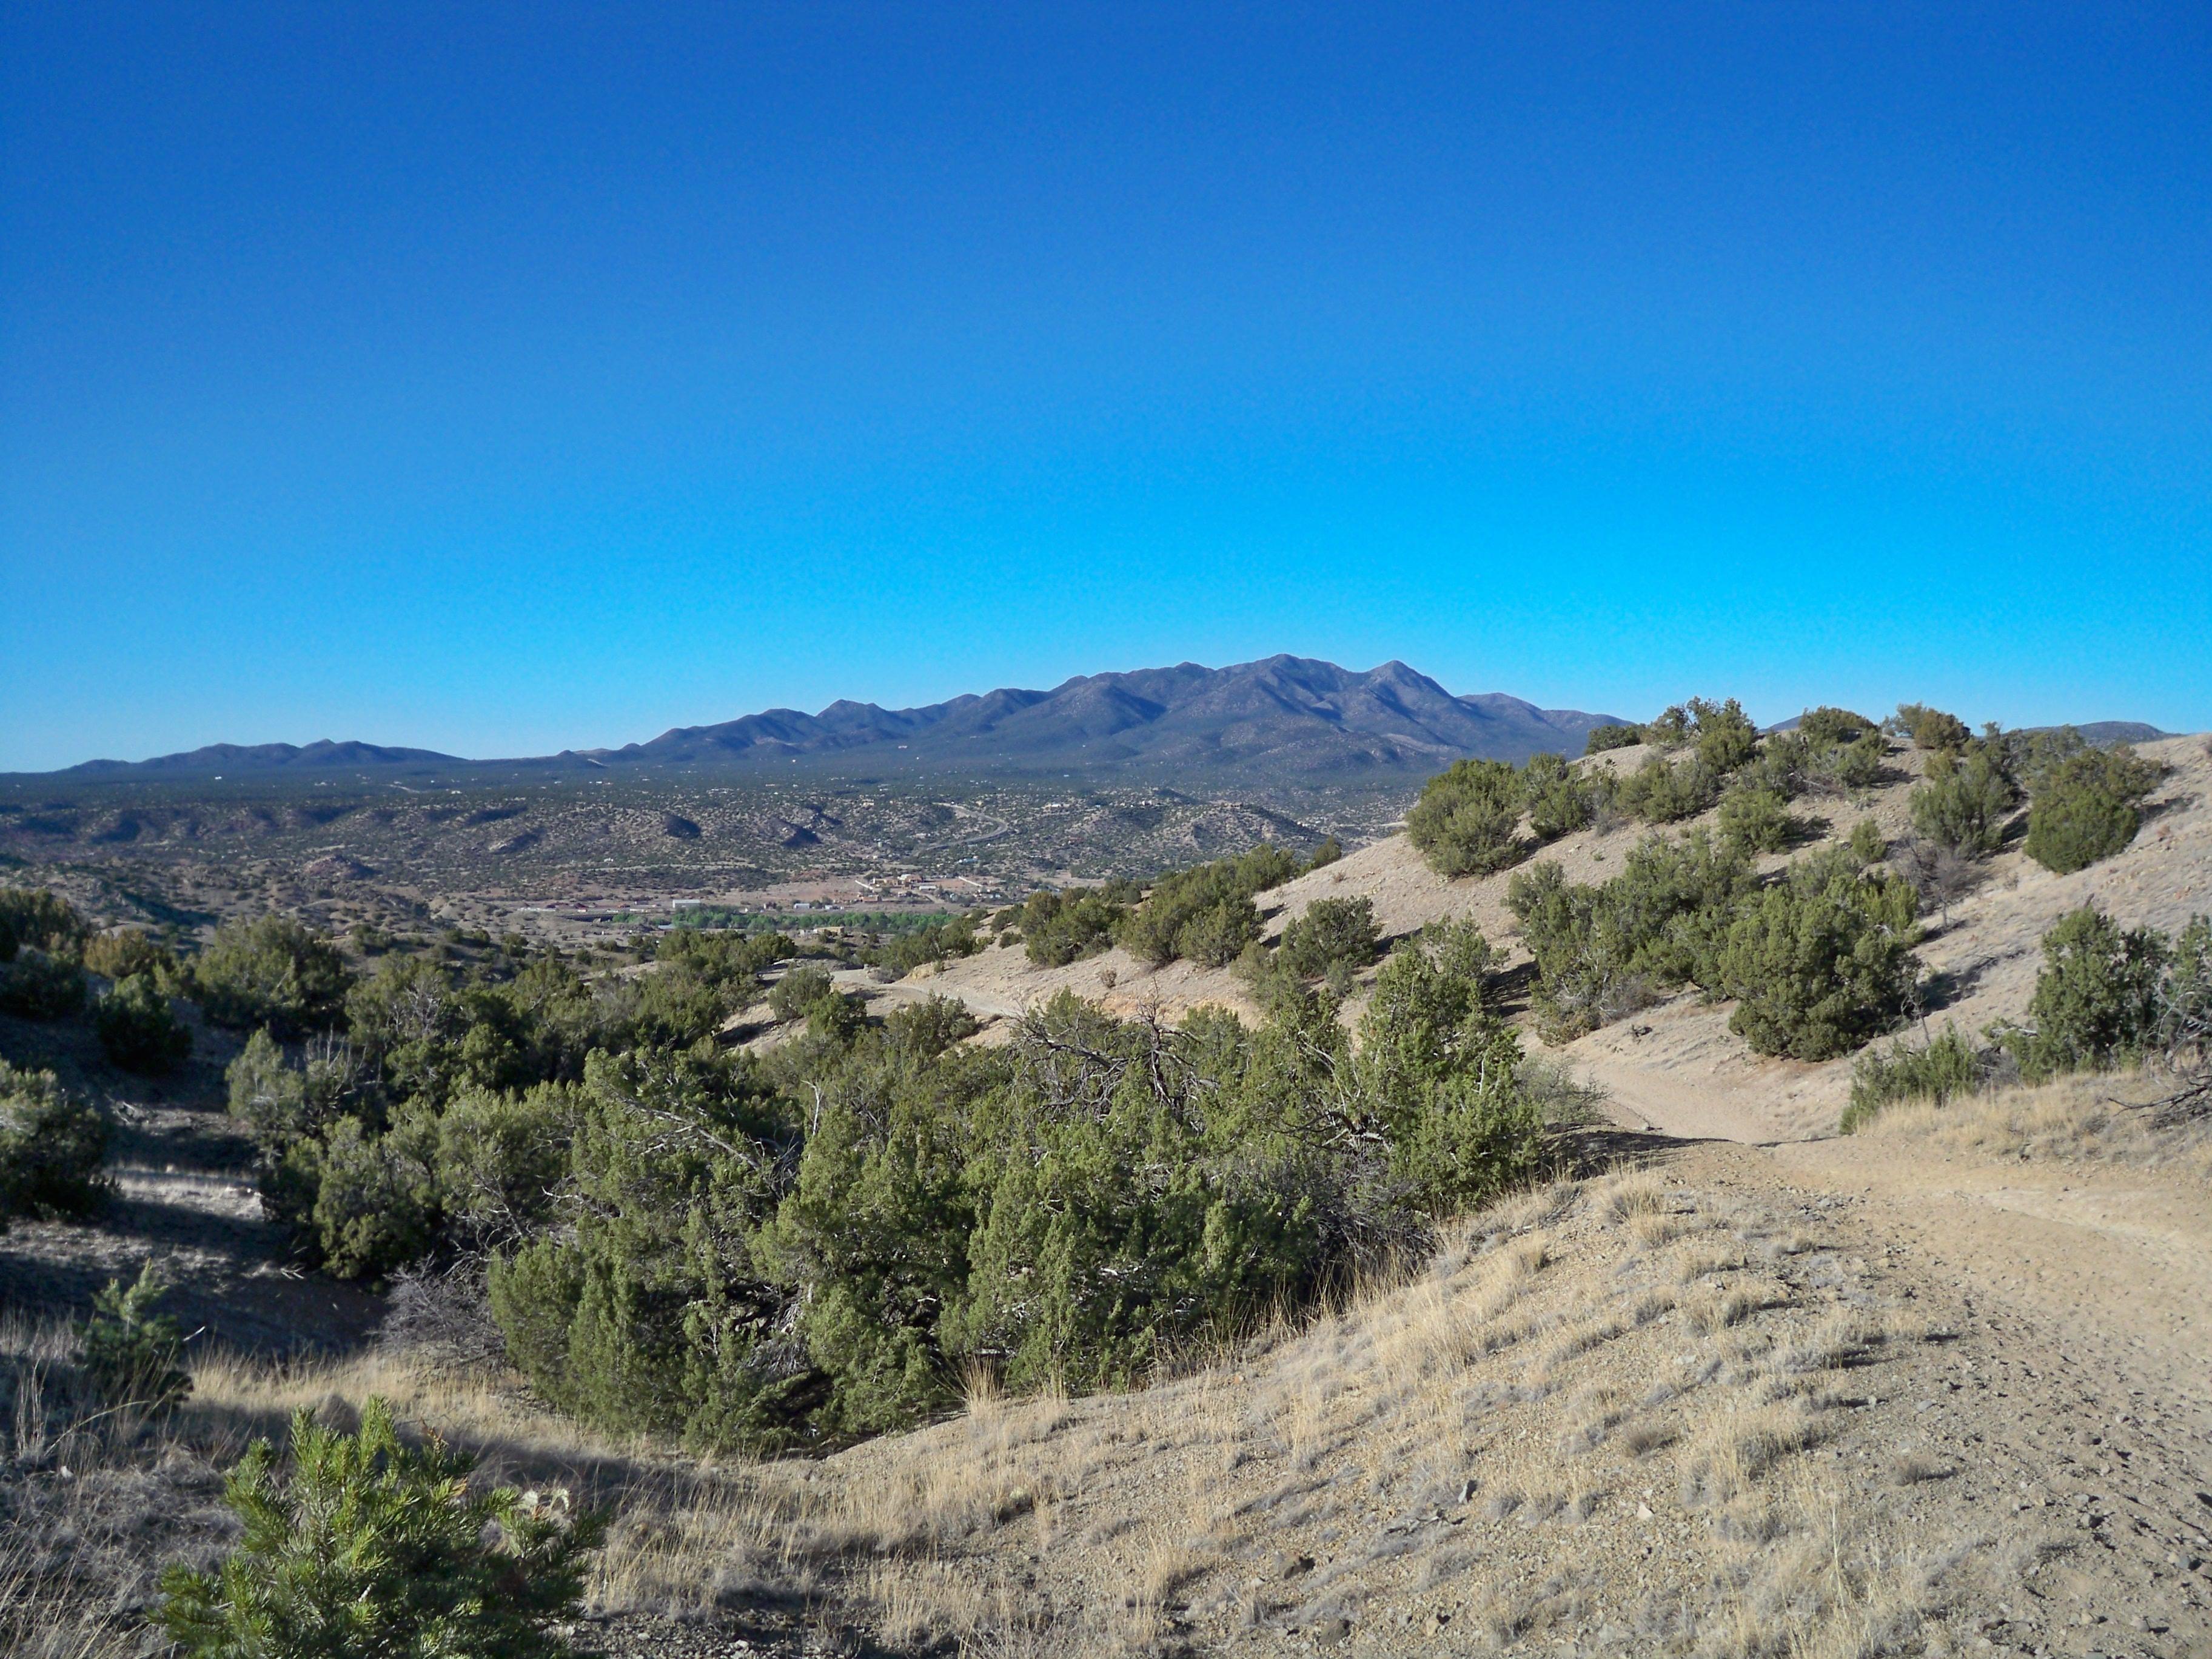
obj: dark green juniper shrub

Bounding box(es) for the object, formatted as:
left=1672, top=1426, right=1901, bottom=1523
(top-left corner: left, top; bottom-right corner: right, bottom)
left=1017, top=884, right=1134, bottom=967
left=159, top=1396, right=603, bottom=1659
left=1714, top=845, right=1922, bottom=1061
left=1521, top=752, right=1594, bottom=841
left=2163, top=915, right=2212, bottom=1060
left=81, top=928, right=183, bottom=987
left=1996, top=905, right=2169, bottom=1081
left=1893, top=703, right=1972, bottom=752
left=1846, top=819, right=1888, bottom=866
left=308, top=1114, right=440, bottom=1281
left=1615, top=753, right=1720, bottom=825
left=0, top=886, right=88, bottom=964
left=0, top=1060, right=108, bottom=1225
left=1842, top=1023, right=1986, bottom=1132
left=1406, top=759, right=1526, bottom=876
left=767, top=965, right=838, bottom=1023
left=193, top=914, right=352, bottom=1037
left=1910, top=740, right=2019, bottom=857
left=1119, top=846, right=1301, bottom=966
left=486, top=925, right=1537, bottom=1449
left=1584, top=722, right=1646, bottom=755
left=868, top=911, right=982, bottom=976
left=487, top=1045, right=807, bottom=1448
left=95, top=970, right=192, bottom=1074
left=1409, top=752, right=1614, bottom=876
left=79, top=1261, right=190, bottom=1413
left=0, top=947, right=88, bottom=1018
left=1715, top=783, right=1793, bottom=856
left=1507, top=831, right=1754, bottom=1041
left=2022, top=745, right=2164, bottom=875
left=1689, top=697, right=1760, bottom=776
left=1795, top=707, right=1879, bottom=749
left=1278, top=896, right=1382, bottom=980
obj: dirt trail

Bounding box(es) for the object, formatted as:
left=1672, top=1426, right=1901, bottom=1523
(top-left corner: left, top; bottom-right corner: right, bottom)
left=1769, top=1136, right=2210, bottom=1396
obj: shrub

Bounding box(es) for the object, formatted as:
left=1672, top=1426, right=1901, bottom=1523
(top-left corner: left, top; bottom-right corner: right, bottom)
left=1690, top=697, right=1759, bottom=775
left=1406, top=759, right=1524, bottom=876
left=1908, top=742, right=2019, bottom=857
left=1811, top=731, right=1888, bottom=793
left=1894, top=703, right=1971, bottom=751
left=1175, top=897, right=1263, bottom=967
left=0, top=947, right=87, bottom=1017
left=0, top=887, right=86, bottom=962
left=95, top=971, right=193, bottom=1073
left=1615, top=754, right=1718, bottom=824
left=1278, top=896, right=1381, bottom=980
left=882, top=994, right=982, bottom=1058
left=1716, top=783, right=1792, bottom=855
left=0, top=1061, right=107, bottom=1224
left=1715, top=847, right=1922, bottom=1061
left=768, top=965, right=837, bottom=1023
left=193, top=915, right=352, bottom=1037
left=82, top=928, right=179, bottom=984
left=870, top=912, right=982, bottom=976
left=1521, top=753, right=1592, bottom=840
left=310, top=1116, right=440, bottom=1280
left=2162, top=915, right=2212, bottom=1061
left=655, top=927, right=793, bottom=988
left=434, top=1082, right=576, bottom=1248
left=487, top=1047, right=803, bottom=1449
left=1998, top=906, right=2167, bottom=1081
left=226, top=1030, right=364, bottom=1155
left=1119, top=846, right=1300, bottom=966
left=79, top=1261, right=190, bottom=1413
left=1584, top=723, right=1645, bottom=754
left=1842, top=1024, right=1984, bottom=1131
left=158, top=1396, right=604, bottom=1659
left=1019, top=885, right=1130, bottom=967
left=1796, top=707, right=1877, bottom=749
left=2023, top=746, right=2163, bottom=874
left=1507, top=832, right=1754, bottom=1041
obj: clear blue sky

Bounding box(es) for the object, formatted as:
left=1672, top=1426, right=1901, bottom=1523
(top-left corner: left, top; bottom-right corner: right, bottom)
left=4, top=2, right=2208, bottom=771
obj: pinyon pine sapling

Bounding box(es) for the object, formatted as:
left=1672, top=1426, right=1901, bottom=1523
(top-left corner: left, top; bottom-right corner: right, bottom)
left=80, top=1261, right=190, bottom=1413
left=159, top=1395, right=605, bottom=1659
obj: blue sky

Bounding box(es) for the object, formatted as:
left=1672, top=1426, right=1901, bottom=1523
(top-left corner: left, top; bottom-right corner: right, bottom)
left=4, top=2, right=2208, bottom=770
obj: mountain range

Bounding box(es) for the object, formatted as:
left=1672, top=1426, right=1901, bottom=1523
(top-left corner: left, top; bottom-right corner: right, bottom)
left=52, top=657, right=1624, bottom=786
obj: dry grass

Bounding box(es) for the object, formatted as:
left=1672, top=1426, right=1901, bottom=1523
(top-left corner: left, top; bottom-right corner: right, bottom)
left=1855, top=1067, right=2212, bottom=1178
left=1, top=1157, right=2041, bottom=1659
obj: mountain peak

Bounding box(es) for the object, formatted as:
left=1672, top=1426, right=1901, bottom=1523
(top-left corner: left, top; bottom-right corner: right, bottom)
left=36, top=658, right=1628, bottom=783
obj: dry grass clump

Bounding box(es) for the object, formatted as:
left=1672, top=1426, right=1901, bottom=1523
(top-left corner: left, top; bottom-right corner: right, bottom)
left=1681, top=1399, right=1828, bottom=1504
left=1670, top=1237, right=1746, bottom=1284
left=1886, top=1449, right=1954, bottom=1487
left=1683, top=1275, right=1790, bottom=1334
left=1855, top=1068, right=2212, bottom=1178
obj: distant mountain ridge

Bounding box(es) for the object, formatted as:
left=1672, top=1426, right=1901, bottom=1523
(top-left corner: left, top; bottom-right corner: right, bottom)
left=595, top=657, right=1622, bottom=778
left=65, top=739, right=465, bottom=776
left=50, top=657, right=1624, bottom=785
left=53, top=657, right=1623, bottom=785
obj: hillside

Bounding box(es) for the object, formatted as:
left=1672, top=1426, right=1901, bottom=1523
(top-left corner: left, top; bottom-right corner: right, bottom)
left=899, top=732, right=2212, bottom=1142
left=38, top=656, right=1622, bottom=786
left=5, top=728, right=2211, bottom=1656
